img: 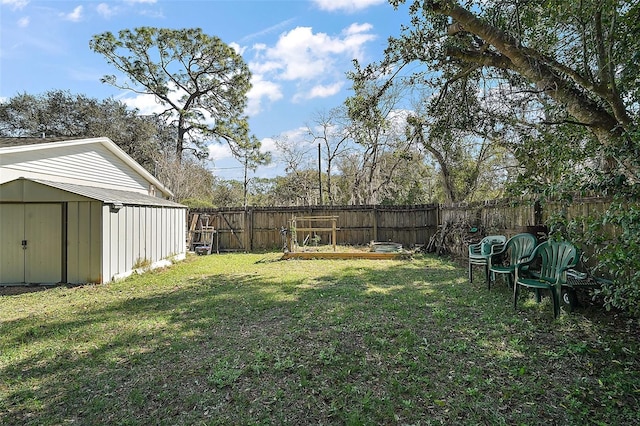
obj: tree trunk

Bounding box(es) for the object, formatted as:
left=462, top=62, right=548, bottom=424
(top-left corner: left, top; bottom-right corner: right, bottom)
left=431, top=1, right=627, bottom=162
left=177, top=115, right=187, bottom=163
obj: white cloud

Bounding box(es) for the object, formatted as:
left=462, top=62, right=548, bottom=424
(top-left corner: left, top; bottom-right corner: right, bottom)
left=139, top=8, right=164, bottom=19
left=265, top=126, right=318, bottom=173
left=280, top=127, right=313, bottom=147
left=262, top=24, right=376, bottom=81
left=96, top=3, right=116, bottom=18
left=118, top=81, right=191, bottom=115
left=268, top=27, right=334, bottom=81
left=61, top=5, right=83, bottom=22
left=295, top=82, right=344, bottom=102
left=120, top=93, right=165, bottom=115
left=208, top=143, right=233, bottom=162
left=249, top=59, right=281, bottom=76
left=387, top=108, right=412, bottom=132
left=1, top=0, right=29, bottom=11
left=344, top=22, right=373, bottom=35
left=259, top=137, right=279, bottom=154
left=246, top=75, right=283, bottom=116
left=125, top=0, right=157, bottom=3
left=312, top=0, right=386, bottom=12
left=228, top=42, right=246, bottom=56
left=241, top=22, right=376, bottom=111
left=17, top=16, right=29, bottom=27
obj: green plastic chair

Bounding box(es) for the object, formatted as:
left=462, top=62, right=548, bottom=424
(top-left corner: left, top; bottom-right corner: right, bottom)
left=513, top=240, right=579, bottom=319
left=468, top=235, right=506, bottom=283
left=488, top=233, right=537, bottom=290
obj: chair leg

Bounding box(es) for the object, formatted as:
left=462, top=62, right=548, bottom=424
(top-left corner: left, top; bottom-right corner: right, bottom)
left=513, top=282, right=519, bottom=310
left=551, top=286, right=561, bottom=319
left=534, top=289, right=542, bottom=303
left=469, top=263, right=472, bottom=283
left=506, top=273, right=513, bottom=289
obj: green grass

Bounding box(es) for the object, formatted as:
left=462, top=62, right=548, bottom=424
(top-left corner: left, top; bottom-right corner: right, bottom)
left=1, top=253, right=639, bottom=425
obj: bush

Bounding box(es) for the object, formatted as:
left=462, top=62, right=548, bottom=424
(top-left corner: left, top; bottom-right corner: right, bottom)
left=551, top=190, right=640, bottom=317
left=180, top=198, right=216, bottom=209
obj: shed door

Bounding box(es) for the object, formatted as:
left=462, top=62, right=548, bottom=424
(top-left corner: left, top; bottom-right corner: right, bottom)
left=0, top=204, right=62, bottom=284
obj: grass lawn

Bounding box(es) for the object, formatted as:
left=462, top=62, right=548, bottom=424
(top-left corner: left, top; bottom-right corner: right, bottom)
left=1, top=252, right=639, bottom=425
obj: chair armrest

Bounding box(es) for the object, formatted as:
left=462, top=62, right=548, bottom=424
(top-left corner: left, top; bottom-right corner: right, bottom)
left=490, top=243, right=506, bottom=255
left=514, top=250, right=541, bottom=279
left=518, top=253, right=533, bottom=262
left=557, top=264, right=577, bottom=283
left=567, top=269, right=587, bottom=280
left=515, top=252, right=538, bottom=271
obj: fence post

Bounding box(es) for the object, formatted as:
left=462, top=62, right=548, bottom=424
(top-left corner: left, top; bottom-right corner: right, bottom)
left=372, top=205, right=378, bottom=242
left=246, top=208, right=253, bottom=252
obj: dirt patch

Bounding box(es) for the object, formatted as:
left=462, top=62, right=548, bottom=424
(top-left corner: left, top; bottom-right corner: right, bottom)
left=0, top=285, right=52, bottom=296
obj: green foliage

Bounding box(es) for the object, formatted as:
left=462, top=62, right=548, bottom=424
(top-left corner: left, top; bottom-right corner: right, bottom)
left=595, top=199, right=640, bottom=316
left=506, top=124, right=599, bottom=197
left=538, top=124, right=640, bottom=315
left=0, top=90, right=158, bottom=170
left=550, top=187, right=640, bottom=317
left=379, top=0, right=640, bottom=314
left=378, top=0, right=638, bottom=187
left=230, top=135, right=272, bottom=207
left=154, top=155, right=215, bottom=202
left=90, top=27, right=252, bottom=161
left=179, top=198, right=216, bottom=209
left=211, top=179, right=244, bottom=207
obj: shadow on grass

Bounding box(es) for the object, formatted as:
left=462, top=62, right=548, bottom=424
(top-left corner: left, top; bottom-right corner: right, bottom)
left=1, top=254, right=638, bottom=425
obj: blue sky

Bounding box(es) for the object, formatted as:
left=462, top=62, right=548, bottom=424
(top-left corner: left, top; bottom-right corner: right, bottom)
left=0, top=0, right=411, bottom=180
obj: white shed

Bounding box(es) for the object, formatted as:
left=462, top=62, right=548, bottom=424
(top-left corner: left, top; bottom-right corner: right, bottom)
left=0, top=137, right=187, bottom=285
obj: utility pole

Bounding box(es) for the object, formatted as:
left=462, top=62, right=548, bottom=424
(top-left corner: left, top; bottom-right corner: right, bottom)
left=318, top=142, right=322, bottom=205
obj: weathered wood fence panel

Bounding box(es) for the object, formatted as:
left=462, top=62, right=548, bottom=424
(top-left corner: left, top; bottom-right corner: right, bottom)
left=440, top=200, right=539, bottom=236
left=190, top=197, right=610, bottom=253
left=191, top=204, right=440, bottom=251
left=375, top=205, right=439, bottom=247
left=543, top=197, right=611, bottom=224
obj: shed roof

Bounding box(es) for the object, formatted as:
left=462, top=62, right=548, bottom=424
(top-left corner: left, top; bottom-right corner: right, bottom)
left=0, top=136, right=85, bottom=147
left=27, top=178, right=187, bottom=208
left=0, top=137, right=174, bottom=198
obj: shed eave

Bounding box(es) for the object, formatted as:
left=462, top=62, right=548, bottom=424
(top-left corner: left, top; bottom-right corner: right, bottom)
left=1, top=178, right=187, bottom=208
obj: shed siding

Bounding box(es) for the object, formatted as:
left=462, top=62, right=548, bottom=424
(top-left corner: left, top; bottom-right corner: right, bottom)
left=0, top=204, right=25, bottom=283
left=66, top=201, right=102, bottom=284
left=132, top=206, right=141, bottom=265
left=103, top=205, right=115, bottom=282
left=0, top=144, right=150, bottom=194
left=102, top=205, right=186, bottom=282
left=145, top=207, right=155, bottom=261
left=24, top=204, right=62, bottom=284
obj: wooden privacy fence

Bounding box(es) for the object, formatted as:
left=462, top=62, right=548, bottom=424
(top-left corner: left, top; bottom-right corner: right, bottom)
left=189, top=196, right=611, bottom=253
left=188, top=204, right=439, bottom=252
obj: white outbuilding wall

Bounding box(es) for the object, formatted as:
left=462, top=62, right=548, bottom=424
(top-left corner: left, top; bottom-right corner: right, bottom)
left=0, top=137, right=187, bottom=285
left=103, top=204, right=186, bottom=282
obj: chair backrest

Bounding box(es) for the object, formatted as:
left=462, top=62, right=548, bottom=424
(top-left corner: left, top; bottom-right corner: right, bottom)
left=480, top=235, right=507, bottom=255
left=534, top=240, right=579, bottom=283
left=505, top=233, right=537, bottom=264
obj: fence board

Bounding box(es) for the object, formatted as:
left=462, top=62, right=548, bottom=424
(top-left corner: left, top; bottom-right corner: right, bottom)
left=190, top=197, right=610, bottom=253
left=190, top=205, right=440, bottom=251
